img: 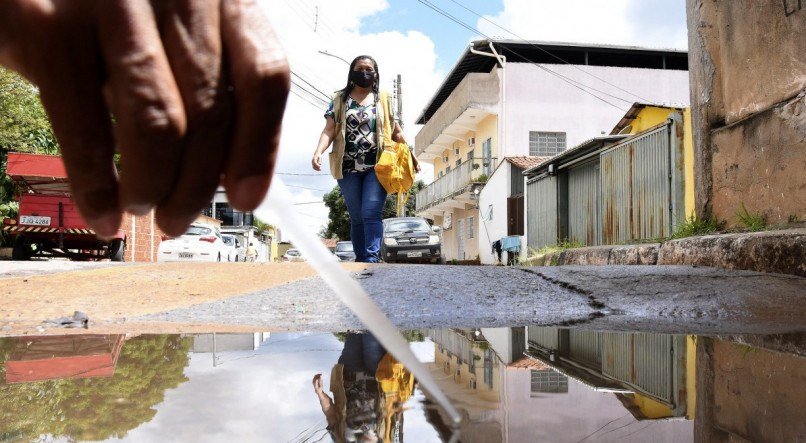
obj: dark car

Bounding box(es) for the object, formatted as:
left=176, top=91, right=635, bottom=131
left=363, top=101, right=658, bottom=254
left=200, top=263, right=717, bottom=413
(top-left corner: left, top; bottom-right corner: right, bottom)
left=381, top=217, right=444, bottom=264
left=334, top=241, right=356, bottom=262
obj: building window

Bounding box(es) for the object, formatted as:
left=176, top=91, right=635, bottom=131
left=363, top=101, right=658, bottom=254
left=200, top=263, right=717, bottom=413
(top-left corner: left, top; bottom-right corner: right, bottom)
left=455, top=159, right=461, bottom=167
left=530, top=369, right=569, bottom=394
left=487, top=205, right=493, bottom=221
left=468, top=216, right=475, bottom=239
left=438, top=171, right=443, bottom=178
left=467, top=151, right=474, bottom=161
left=446, top=166, right=451, bottom=174
left=529, top=131, right=566, bottom=156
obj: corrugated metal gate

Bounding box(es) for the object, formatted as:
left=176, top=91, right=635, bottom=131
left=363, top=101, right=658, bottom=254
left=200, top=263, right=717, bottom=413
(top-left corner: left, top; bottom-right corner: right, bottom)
left=601, top=332, right=676, bottom=404
left=527, top=326, right=559, bottom=350
left=526, top=176, right=557, bottom=250
left=568, top=329, right=601, bottom=367
left=600, top=121, right=684, bottom=244
left=568, top=160, right=601, bottom=246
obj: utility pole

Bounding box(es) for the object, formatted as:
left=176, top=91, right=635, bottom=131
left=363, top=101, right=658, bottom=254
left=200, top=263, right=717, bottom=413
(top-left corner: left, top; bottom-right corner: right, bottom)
left=314, top=6, right=318, bottom=32
left=396, top=74, right=404, bottom=129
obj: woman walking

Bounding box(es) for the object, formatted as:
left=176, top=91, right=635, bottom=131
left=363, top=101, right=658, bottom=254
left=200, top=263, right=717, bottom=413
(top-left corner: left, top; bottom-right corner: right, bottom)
left=312, top=55, right=418, bottom=263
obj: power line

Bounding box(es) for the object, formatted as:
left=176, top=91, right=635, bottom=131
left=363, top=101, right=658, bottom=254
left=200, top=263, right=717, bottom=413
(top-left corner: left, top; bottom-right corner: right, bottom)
left=442, top=0, right=651, bottom=103
left=291, top=70, right=331, bottom=101
left=286, top=184, right=332, bottom=192
left=276, top=172, right=330, bottom=176
left=289, top=88, right=327, bottom=110
left=416, top=0, right=629, bottom=111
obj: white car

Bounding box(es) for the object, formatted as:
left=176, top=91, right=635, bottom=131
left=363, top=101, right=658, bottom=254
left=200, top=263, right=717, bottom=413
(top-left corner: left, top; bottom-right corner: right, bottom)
left=221, top=234, right=240, bottom=262
left=282, top=248, right=305, bottom=262
left=158, top=223, right=230, bottom=262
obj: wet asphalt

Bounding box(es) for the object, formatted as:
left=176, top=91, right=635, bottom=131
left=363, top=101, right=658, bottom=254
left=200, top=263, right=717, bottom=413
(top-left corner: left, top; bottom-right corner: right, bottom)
left=136, top=264, right=806, bottom=336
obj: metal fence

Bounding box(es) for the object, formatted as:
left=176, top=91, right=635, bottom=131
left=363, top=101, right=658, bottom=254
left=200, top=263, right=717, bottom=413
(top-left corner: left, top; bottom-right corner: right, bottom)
left=600, top=121, right=684, bottom=244
left=526, top=175, right=557, bottom=250
left=568, top=160, right=601, bottom=246
left=527, top=326, right=560, bottom=350
left=415, top=157, right=497, bottom=212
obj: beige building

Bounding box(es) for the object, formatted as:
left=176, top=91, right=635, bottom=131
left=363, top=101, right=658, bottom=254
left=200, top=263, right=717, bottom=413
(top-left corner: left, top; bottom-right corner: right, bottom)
left=414, top=39, right=690, bottom=261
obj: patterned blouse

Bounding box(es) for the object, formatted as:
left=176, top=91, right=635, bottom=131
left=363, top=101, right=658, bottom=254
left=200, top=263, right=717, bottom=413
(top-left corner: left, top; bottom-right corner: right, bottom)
left=325, top=96, right=378, bottom=174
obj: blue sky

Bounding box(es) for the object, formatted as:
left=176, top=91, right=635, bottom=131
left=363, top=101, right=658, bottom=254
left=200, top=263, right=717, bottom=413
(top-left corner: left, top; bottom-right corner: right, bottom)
left=360, top=0, right=505, bottom=73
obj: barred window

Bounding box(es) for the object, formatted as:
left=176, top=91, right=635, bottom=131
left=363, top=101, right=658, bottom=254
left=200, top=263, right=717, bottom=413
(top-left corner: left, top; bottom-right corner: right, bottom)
left=468, top=216, right=475, bottom=239
left=529, top=131, right=566, bottom=156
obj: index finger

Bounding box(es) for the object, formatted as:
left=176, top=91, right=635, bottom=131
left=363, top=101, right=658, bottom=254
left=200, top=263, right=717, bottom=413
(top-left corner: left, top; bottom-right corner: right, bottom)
left=220, top=0, right=290, bottom=211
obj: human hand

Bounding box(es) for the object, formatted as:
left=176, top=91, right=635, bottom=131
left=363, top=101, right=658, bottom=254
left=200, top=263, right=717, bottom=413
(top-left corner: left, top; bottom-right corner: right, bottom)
left=312, top=373, right=323, bottom=392
left=0, top=0, right=290, bottom=237
left=312, top=154, right=322, bottom=171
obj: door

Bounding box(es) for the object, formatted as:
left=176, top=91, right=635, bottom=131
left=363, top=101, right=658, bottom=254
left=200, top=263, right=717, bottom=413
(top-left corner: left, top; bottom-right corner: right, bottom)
left=507, top=196, right=525, bottom=236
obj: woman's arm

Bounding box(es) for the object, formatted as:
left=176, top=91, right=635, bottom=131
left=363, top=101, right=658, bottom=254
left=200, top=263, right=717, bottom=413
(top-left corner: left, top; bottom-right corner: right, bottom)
left=312, top=116, right=336, bottom=171
left=392, top=122, right=421, bottom=173
left=313, top=374, right=337, bottom=427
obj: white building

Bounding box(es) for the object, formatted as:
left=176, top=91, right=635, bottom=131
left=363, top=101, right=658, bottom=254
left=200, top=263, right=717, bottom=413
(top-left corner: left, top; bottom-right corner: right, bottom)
left=414, top=39, right=690, bottom=262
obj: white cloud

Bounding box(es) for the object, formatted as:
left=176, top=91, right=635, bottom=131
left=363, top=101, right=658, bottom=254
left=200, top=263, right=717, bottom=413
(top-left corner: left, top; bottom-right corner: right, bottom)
left=260, top=0, right=442, bottom=235
left=477, top=0, right=687, bottom=50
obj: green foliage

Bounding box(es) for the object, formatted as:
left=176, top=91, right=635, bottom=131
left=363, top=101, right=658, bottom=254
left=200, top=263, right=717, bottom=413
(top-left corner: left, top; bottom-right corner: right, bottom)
left=0, top=335, right=192, bottom=441
left=252, top=217, right=275, bottom=235
left=670, top=214, right=724, bottom=239
left=0, top=201, right=18, bottom=246
left=0, top=68, right=59, bottom=206
left=321, top=180, right=426, bottom=240
left=735, top=203, right=767, bottom=231
left=473, top=173, right=489, bottom=183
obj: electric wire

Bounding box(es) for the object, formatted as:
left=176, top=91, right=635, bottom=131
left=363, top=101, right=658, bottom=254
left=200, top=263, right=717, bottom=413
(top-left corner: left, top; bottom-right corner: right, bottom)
left=289, top=88, right=327, bottom=110
left=416, top=0, right=630, bottom=112
left=442, top=0, right=652, bottom=103
left=291, top=70, right=332, bottom=101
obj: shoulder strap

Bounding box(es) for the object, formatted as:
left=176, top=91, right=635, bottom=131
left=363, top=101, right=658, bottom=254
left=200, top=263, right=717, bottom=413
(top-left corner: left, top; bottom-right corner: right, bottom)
left=333, top=91, right=345, bottom=125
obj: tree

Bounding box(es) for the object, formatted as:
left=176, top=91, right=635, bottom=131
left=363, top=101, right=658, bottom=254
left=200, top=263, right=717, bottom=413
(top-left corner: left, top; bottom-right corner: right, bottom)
left=0, top=68, right=59, bottom=207
left=0, top=335, right=192, bottom=440
left=321, top=180, right=427, bottom=240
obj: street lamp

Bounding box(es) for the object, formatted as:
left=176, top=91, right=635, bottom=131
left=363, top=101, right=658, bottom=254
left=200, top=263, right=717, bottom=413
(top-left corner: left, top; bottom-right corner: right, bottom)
left=317, top=50, right=350, bottom=66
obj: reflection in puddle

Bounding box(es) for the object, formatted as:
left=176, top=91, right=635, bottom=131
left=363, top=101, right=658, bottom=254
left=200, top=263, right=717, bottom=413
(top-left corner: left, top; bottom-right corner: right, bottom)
left=0, top=329, right=803, bottom=442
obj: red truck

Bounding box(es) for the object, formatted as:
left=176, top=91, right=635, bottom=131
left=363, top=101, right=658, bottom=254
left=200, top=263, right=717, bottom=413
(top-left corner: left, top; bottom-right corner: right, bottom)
left=2, top=152, right=126, bottom=261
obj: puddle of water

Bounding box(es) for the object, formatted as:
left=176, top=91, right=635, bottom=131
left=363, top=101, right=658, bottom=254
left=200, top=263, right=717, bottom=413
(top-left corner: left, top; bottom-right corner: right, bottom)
left=0, top=328, right=803, bottom=442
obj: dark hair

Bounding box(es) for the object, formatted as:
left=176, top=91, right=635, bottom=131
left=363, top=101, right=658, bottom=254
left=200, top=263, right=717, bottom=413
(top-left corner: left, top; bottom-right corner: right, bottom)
left=338, top=55, right=379, bottom=102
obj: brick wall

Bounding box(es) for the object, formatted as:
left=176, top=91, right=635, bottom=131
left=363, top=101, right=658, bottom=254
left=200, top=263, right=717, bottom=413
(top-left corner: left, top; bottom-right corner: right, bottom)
left=119, top=211, right=165, bottom=262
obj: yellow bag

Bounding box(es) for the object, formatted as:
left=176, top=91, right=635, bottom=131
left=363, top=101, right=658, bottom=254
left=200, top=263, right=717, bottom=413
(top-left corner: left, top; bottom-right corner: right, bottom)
left=375, top=141, right=415, bottom=215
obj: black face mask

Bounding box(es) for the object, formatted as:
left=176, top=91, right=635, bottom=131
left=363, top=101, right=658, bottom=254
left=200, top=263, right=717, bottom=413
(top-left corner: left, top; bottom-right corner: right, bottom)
left=350, top=70, right=375, bottom=88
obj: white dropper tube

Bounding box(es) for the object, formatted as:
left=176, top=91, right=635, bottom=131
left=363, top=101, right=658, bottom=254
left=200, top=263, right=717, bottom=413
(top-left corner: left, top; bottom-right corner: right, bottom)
left=254, top=177, right=462, bottom=431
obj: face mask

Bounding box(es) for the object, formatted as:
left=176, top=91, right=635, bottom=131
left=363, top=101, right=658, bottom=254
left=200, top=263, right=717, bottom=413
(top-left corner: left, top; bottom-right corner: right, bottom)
left=350, top=70, right=375, bottom=88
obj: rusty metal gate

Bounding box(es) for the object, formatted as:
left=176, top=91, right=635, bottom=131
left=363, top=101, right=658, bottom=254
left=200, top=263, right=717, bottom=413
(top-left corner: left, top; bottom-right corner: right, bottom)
left=567, top=160, right=601, bottom=246
left=526, top=175, right=558, bottom=250
left=601, top=332, right=678, bottom=405
left=527, top=326, right=559, bottom=350
left=600, top=119, right=685, bottom=244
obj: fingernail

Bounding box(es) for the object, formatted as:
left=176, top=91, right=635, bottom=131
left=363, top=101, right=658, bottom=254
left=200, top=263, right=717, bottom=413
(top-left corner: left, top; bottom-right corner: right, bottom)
left=231, top=176, right=269, bottom=210
left=91, top=212, right=122, bottom=240
left=157, top=212, right=198, bottom=238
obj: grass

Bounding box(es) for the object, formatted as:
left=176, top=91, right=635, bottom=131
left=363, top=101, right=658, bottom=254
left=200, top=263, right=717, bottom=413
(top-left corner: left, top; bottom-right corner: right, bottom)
left=524, top=240, right=584, bottom=265
left=735, top=203, right=767, bottom=231
left=670, top=214, right=724, bottom=239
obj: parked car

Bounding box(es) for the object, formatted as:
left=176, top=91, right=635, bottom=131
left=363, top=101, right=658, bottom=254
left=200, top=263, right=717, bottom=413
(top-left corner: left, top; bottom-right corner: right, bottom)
left=282, top=248, right=305, bottom=262
left=157, top=223, right=229, bottom=262
left=221, top=234, right=240, bottom=262
left=381, top=217, right=443, bottom=264
left=334, top=241, right=356, bottom=262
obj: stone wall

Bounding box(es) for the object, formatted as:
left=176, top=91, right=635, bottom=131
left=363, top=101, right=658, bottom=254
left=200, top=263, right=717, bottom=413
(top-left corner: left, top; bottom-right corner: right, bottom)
left=687, top=0, right=806, bottom=226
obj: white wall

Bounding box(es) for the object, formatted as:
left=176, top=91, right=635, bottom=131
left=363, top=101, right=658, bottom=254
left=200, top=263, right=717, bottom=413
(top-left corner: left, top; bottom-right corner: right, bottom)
left=503, top=63, right=690, bottom=156
left=478, top=162, right=511, bottom=265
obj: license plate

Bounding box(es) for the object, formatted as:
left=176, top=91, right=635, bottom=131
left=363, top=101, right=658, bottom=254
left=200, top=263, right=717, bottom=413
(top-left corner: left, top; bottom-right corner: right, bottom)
left=407, top=251, right=423, bottom=258
left=178, top=252, right=194, bottom=259
left=19, top=215, right=51, bottom=226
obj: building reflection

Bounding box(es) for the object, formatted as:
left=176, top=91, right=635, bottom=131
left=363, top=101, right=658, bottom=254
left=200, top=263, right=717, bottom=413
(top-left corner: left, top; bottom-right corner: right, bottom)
left=425, top=327, right=695, bottom=442
left=3, top=334, right=125, bottom=383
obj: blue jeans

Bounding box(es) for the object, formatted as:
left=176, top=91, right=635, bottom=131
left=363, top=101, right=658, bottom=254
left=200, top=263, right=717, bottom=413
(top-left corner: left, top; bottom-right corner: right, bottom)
left=338, top=170, right=387, bottom=263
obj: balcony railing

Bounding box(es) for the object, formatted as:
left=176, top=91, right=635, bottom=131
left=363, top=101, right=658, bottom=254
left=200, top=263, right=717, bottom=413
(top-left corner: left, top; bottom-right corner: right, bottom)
left=416, top=157, right=497, bottom=212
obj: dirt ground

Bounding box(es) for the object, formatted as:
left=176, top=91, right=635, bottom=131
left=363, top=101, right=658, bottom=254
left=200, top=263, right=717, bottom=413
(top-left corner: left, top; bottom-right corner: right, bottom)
left=0, top=262, right=369, bottom=335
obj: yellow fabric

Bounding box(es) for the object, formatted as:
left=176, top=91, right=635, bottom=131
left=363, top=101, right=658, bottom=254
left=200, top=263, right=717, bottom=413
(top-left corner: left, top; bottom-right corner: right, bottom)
left=375, top=142, right=415, bottom=214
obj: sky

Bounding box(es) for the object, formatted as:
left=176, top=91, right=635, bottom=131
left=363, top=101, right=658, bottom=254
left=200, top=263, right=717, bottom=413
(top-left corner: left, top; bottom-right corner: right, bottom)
left=258, top=0, right=688, bottom=235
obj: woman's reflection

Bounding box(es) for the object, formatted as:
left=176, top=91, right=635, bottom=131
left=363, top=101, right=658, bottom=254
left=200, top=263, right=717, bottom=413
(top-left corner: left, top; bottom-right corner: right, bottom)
left=313, top=332, right=414, bottom=442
